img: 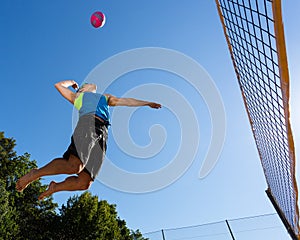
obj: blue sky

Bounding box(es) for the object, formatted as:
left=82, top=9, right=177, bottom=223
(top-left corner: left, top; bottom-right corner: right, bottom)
left=1, top=0, right=299, bottom=238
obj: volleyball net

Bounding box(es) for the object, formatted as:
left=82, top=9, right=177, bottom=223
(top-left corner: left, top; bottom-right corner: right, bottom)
left=215, top=0, right=299, bottom=238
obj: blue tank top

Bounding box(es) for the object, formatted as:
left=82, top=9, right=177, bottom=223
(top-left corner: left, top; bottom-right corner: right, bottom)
left=74, top=92, right=110, bottom=124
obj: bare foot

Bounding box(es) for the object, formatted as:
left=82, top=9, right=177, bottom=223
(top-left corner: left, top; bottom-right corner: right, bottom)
left=38, top=181, right=56, bottom=201
left=16, top=169, right=39, bottom=192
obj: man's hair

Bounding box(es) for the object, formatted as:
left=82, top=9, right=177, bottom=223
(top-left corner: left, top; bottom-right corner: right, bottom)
left=76, top=83, right=88, bottom=92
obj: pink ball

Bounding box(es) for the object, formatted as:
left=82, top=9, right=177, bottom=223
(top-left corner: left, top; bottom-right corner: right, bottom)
left=90, top=11, right=106, bottom=28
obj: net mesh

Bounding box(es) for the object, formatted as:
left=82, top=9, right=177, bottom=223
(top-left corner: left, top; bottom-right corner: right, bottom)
left=215, top=0, right=299, bottom=237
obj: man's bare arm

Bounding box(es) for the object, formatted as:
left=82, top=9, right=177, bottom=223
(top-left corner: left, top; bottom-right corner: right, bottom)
left=54, top=80, right=78, bottom=104
left=106, top=95, right=161, bottom=109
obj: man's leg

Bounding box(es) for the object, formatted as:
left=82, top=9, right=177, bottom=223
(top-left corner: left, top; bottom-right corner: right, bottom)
left=16, top=154, right=84, bottom=192
left=38, top=170, right=93, bottom=200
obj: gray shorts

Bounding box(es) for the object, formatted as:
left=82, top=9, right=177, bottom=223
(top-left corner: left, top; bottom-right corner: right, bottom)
left=63, top=114, right=108, bottom=180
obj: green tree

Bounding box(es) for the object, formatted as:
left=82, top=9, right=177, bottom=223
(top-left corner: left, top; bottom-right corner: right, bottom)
left=0, top=132, right=58, bottom=240
left=56, top=192, right=122, bottom=239
left=0, top=180, right=18, bottom=240
left=56, top=191, right=148, bottom=240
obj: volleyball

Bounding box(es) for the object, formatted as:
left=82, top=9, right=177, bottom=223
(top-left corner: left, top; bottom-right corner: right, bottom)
left=90, top=11, right=106, bottom=28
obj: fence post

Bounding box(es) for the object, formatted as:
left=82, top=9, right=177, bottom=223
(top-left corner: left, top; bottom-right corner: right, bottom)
left=225, top=220, right=235, bottom=240
left=161, top=229, right=166, bottom=240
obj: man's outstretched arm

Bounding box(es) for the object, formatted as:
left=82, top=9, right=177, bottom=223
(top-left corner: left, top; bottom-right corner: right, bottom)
left=106, top=95, right=161, bottom=109
left=55, top=80, right=78, bottom=104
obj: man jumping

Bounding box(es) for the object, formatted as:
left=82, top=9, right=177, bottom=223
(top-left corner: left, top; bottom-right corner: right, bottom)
left=16, top=80, right=161, bottom=200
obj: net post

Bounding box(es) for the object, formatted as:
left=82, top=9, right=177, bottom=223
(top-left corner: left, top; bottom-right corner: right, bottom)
left=266, top=189, right=299, bottom=240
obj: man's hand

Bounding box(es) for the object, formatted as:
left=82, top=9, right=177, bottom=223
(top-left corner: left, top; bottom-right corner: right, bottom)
left=58, top=80, right=78, bottom=90
left=148, top=102, right=162, bottom=109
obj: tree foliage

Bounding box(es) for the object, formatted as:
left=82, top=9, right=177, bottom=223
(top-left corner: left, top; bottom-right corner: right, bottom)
left=0, top=132, right=148, bottom=240
left=54, top=192, right=142, bottom=240
left=0, top=132, right=58, bottom=240
left=0, top=179, right=18, bottom=239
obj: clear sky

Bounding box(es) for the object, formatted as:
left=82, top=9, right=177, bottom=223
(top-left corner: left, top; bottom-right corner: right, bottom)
left=1, top=0, right=299, bottom=239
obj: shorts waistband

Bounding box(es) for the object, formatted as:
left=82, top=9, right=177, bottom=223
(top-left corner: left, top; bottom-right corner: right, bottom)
left=80, top=114, right=109, bottom=127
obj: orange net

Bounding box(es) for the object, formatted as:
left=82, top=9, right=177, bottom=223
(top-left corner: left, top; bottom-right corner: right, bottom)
left=215, top=0, right=299, bottom=238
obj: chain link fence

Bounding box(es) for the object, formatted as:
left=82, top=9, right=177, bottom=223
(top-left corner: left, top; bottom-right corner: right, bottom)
left=143, top=213, right=290, bottom=240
